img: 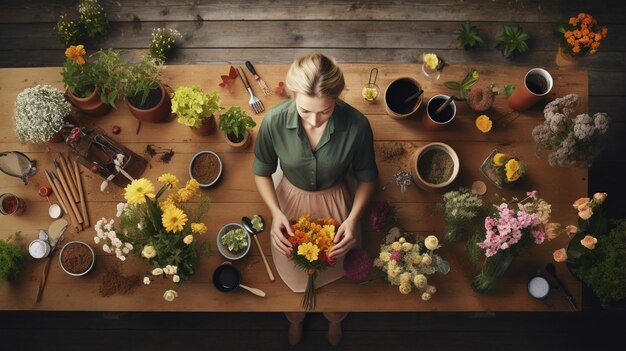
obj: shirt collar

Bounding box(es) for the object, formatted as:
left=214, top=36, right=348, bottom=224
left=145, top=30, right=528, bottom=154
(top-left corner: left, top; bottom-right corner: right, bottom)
left=286, top=99, right=347, bottom=133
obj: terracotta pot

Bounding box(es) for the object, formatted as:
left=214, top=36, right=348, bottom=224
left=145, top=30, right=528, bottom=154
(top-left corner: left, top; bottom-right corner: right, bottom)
left=68, top=87, right=111, bottom=116
left=410, top=142, right=459, bottom=192
left=126, top=83, right=172, bottom=123
left=422, top=94, right=457, bottom=131
left=226, top=131, right=251, bottom=150
left=383, top=77, right=423, bottom=119
left=507, top=68, right=553, bottom=112
left=556, top=46, right=579, bottom=67
left=192, top=115, right=217, bottom=136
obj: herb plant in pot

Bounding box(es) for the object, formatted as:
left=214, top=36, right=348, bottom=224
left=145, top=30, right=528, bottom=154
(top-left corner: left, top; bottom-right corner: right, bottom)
left=172, top=85, right=222, bottom=136
left=13, top=85, right=72, bottom=143
left=218, top=106, right=257, bottom=149
left=125, top=56, right=172, bottom=123
left=88, top=48, right=127, bottom=110
left=61, top=45, right=111, bottom=116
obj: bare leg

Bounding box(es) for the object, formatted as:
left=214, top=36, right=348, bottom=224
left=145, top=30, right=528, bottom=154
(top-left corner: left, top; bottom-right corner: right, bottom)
left=323, top=312, right=348, bottom=346
left=284, top=312, right=306, bottom=346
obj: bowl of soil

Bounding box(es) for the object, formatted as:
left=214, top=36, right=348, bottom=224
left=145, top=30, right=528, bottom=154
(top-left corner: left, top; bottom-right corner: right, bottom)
left=59, top=241, right=96, bottom=277
left=189, top=150, right=223, bottom=188
left=383, top=77, right=423, bottom=119
left=410, top=142, right=460, bottom=191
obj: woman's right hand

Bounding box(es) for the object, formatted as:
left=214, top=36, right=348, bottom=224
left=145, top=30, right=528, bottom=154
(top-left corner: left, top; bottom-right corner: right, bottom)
left=271, top=210, right=294, bottom=257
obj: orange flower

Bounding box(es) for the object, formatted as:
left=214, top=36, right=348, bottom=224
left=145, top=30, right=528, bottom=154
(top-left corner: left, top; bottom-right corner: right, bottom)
left=574, top=30, right=582, bottom=38
left=601, top=27, right=608, bottom=37
left=594, top=33, right=602, bottom=42
left=569, top=17, right=578, bottom=26
left=580, top=235, right=598, bottom=250
left=577, top=13, right=586, bottom=20
left=65, top=45, right=86, bottom=65
left=572, top=45, right=581, bottom=53
left=553, top=248, right=567, bottom=262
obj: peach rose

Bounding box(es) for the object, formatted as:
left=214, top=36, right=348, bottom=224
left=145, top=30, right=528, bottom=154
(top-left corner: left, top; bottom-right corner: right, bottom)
left=553, top=248, right=568, bottom=262
left=580, top=235, right=598, bottom=250
left=572, top=197, right=590, bottom=211
left=593, top=192, right=607, bottom=205
left=565, top=225, right=578, bottom=238
left=545, top=223, right=561, bottom=240
left=578, top=206, right=593, bottom=220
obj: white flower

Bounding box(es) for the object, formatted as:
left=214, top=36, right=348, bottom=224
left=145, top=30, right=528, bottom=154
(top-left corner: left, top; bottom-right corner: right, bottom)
left=102, top=244, right=111, bottom=253
left=143, top=277, right=151, bottom=285
left=94, top=236, right=100, bottom=244
left=112, top=238, right=122, bottom=248
left=122, top=247, right=130, bottom=254
left=13, top=85, right=71, bottom=143
left=116, top=202, right=128, bottom=217
left=137, top=222, right=143, bottom=230
left=141, top=245, right=156, bottom=259
left=424, top=235, right=440, bottom=250
left=172, top=275, right=180, bottom=283
left=124, top=242, right=133, bottom=250
left=117, top=255, right=126, bottom=261
left=163, top=289, right=178, bottom=302
left=152, top=268, right=164, bottom=276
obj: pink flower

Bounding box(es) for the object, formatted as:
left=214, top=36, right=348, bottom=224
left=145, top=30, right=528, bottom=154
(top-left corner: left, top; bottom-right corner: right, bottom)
left=368, top=202, right=394, bottom=232
left=526, top=191, right=538, bottom=200
left=553, top=248, right=567, bottom=262
left=578, top=206, right=593, bottom=220
left=344, top=249, right=372, bottom=280
left=580, top=235, right=598, bottom=249
left=390, top=250, right=404, bottom=262
left=572, top=197, right=590, bottom=211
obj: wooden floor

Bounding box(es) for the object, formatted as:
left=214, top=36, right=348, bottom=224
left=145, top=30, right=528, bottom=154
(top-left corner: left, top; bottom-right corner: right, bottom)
left=1, top=0, right=625, bottom=349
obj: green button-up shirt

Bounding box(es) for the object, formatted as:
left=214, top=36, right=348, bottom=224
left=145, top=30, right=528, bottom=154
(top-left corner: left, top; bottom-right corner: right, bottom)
left=253, top=99, right=378, bottom=191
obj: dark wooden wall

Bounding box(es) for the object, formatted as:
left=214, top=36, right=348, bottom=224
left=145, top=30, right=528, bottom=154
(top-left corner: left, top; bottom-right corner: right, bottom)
left=0, top=1, right=625, bottom=349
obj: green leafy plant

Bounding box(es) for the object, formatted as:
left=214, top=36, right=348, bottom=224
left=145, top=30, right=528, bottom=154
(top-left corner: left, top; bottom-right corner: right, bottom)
left=54, top=14, right=83, bottom=47
left=455, top=21, right=484, bottom=50
left=0, top=232, right=25, bottom=283
left=444, top=68, right=479, bottom=99
left=496, top=25, right=530, bottom=58
left=89, top=49, right=128, bottom=108
left=125, top=56, right=162, bottom=107
left=78, top=0, right=108, bottom=38
left=251, top=215, right=264, bottom=232
left=149, top=28, right=183, bottom=64
left=221, top=228, right=248, bottom=253
left=218, top=106, right=257, bottom=142
left=172, top=86, right=222, bottom=129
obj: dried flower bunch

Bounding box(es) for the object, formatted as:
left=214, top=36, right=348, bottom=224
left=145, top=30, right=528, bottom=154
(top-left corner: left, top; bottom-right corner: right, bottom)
left=550, top=192, right=626, bottom=306
left=374, top=227, right=450, bottom=300
left=441, top=188, right=483, bottom=243
left=13, top=85, right=71, bottom=143
left=532, top=94, right=609, bottom=167
left=149, top=28, right=183, bottom=63
left=557, top=13, right=608, bottom=56
left=93, top=173, right=210, bottom=301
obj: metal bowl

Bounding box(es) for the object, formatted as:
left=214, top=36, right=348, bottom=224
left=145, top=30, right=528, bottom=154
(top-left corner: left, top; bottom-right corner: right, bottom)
left=216, top=223, right=251, bottom=260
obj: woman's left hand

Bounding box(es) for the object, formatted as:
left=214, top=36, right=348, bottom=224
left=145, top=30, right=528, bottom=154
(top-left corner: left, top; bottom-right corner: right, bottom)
left=330, top=217, right=357, bottom=259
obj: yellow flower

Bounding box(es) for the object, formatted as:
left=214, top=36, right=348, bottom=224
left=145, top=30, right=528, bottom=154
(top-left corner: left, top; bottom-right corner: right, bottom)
left=183, top=234, right=194, bottom=245
left=493, top=153, right=507, bottom=166
left=423, top=53, right=439, bottom=70
left=158, top=173, right=179, bottom=187
left=186, top=178, right=200, bottom=192
left=191, top=223, right=207, bottom=235
left=65, top=45, right=86, bottom=65
left=163, top=289, right=178, bottom=302
left=399, top=283, right=412, bottom=295
left=162, top=206, right=188, bottom=233
left=475, top=115, right=493, bottom=133
left=177, top=188, right=194, bottom=202
left=506, top=169, right=521, bottom=182
left=124, top=178, right=156, bottom=205
left=297, top=242, right=320, bottom=262
left=505, top=159, right=522, bottom=182
left=472, top=70, right=480, bottom=79
left=141, top=245, right=156, bottom=259
left=424, top=235, right=439, bottom=250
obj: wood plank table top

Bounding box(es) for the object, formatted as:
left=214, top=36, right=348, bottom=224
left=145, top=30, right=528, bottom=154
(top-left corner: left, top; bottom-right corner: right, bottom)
left=0, top=64, right=586, bottom=312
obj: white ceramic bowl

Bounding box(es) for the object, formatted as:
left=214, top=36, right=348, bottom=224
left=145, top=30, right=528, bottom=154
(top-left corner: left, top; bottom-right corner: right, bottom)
left=216, top=223, right=251, bottom=260
left=59, top=240, right=96, bottom=277
left=189, top=150, right=223, bottom=188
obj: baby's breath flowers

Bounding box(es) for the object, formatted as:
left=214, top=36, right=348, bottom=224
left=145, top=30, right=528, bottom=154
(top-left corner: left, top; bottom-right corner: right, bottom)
left=441, top=188, right=483, bottom=243
left=149, top=28, right=183, bottom=63
left=78, top=0, right=108, bottom=38
left=54, top=14, right=83, bottom=47
left=13, top=85, right=71, bottom=143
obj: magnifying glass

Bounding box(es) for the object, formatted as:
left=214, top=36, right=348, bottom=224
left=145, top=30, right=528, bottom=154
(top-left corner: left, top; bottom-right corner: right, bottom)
left=0, top=151, right=37, bottom=185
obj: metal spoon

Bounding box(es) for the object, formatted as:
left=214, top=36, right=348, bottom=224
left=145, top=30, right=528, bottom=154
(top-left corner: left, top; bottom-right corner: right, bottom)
left=242, top=216, right=274, bottom=281
left=545, top=263, right=577, bottom=310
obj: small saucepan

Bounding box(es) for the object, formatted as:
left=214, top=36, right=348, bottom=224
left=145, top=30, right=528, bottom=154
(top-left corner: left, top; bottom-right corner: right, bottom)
left=212, top=262, right=266, bottom=297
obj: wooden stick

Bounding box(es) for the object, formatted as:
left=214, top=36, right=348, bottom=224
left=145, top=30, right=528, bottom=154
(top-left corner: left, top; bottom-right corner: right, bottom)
left=253, top=234, right=275, bottom=281
left=58, top=153, right=79, bottom=203
left=52, top=164, right=83, bottom=225
left=73, top=159, right=90, bottom=227
left=48, top=170, right=80, bottom=230
left=44, top=170, right=68, bottom=215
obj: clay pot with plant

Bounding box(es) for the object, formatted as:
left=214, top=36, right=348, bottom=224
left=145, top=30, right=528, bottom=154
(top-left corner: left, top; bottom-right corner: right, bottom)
left=218, top=106, right=257, bottom=149
left=172, top=85, right=222, bottom=136
left=125, top=56, right=172, bottom=123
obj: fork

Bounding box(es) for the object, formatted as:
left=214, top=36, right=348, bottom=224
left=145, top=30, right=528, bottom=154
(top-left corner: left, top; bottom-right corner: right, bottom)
left=237, top=66, right=264, bottom=114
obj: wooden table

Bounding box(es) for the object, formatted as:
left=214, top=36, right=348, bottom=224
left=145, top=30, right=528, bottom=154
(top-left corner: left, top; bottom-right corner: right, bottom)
left=0, top=64, right=586, bottom=312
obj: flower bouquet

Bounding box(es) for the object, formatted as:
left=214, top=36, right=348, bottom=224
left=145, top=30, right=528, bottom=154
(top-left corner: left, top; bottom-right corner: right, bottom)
left=441, top=187, right=483, bottom=243
left=288, top=214, right=339, bottom=310
left=94, top=173, right=210, bottom=301
left=557, top=13, right=607, bottom=57
left=373, top=227, right=450, bottom=300
left=469, top=191, right=551, bottom=293
left=551, top=192, right=626, bottom=306
left=480, top=149, right=525, bottom=189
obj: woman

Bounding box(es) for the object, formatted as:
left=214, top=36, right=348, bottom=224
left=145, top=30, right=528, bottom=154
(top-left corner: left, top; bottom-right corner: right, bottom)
left=253, top=53, right=378, bottom=346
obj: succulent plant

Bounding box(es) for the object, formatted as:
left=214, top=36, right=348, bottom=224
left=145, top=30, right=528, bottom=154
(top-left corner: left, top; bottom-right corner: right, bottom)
left=496, top=25, right=530, bottom=59
left=455, top=21, right=484, bottom=50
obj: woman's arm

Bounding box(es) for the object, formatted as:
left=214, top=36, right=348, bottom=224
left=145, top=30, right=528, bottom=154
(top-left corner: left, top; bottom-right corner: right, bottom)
left=330, top=180, right=376, bottom=259
left=254, top=175, right=294, bottom=256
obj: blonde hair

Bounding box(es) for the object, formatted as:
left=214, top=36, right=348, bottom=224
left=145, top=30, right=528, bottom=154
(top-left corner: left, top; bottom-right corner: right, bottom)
left=285, top=53, right=345, bottom=99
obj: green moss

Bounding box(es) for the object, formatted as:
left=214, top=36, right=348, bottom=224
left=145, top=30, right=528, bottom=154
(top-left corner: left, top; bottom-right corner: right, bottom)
left=0, top=233, right=25, bottom=282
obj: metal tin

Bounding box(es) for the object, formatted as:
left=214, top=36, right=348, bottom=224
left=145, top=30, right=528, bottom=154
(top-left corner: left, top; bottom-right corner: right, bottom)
left=29, top=239, right=51, bottom=259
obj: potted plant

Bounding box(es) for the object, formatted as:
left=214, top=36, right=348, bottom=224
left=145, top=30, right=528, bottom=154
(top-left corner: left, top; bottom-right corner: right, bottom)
left=555, top=13, right=608, bottom=66
left=455, top=21, right=483, bottom=50
left=479, top=149, right=526, bottom=189
left=496, top=25, right=530, bottom=59
left=218, top=106, right=256, bottom=149
left=125, top=55, right=172, bottom=123
left=13, top=85, right=72, bottom=143
left=61, top=45, right=113, bottom=116
left=0, top=233, right=25, bottom=283
left=172, top=85, right=222, bottom=136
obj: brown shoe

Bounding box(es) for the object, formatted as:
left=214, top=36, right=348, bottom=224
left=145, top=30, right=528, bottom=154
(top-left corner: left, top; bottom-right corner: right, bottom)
left=328, top=320, right=342, bottom=346
left=288, top=321, right=303, bottom=346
